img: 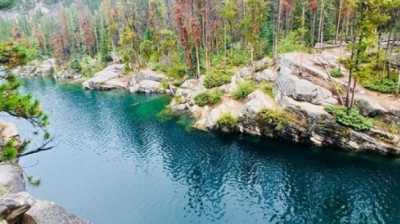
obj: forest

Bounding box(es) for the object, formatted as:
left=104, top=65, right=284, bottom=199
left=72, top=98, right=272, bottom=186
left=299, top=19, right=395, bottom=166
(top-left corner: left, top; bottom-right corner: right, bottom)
left=0, top=0, right=398, bottom=86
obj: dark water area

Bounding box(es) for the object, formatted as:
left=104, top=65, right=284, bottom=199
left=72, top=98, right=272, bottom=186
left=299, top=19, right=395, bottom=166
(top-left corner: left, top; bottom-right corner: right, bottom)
left=6, top=78, right=400, bottom=224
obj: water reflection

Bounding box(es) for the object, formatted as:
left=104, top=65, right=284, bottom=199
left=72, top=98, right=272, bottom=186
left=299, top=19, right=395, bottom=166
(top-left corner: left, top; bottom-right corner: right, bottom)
left=7, top=78, right=399, bottom=224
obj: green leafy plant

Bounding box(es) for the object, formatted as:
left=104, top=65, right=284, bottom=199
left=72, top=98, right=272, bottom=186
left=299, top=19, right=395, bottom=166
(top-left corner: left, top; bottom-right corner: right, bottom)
left=232, top=81, right=255, bottom=100
left=325, top=105, right=373, bottom=131
left=194, top=89, right=223, bottom=106
left=330, top=68, right=343, bottom=78
left=216, top=113, right=238, bottom=129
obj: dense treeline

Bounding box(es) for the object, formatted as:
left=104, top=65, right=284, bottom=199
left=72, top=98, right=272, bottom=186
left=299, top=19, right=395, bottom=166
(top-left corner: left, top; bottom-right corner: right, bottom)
left=0, top=0, right=399, bottom=97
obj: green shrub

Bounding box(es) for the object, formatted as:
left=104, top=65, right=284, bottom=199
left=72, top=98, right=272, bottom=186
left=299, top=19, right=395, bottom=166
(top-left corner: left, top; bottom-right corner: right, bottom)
left=1, top=139, right=18, bottom=162
left=232, top=81, right=255, bottom=100
left=257, top=109, right=289, bottom=131
left=0, top=42, right=38, bottom=68
left=330, top=68, right=343, bottom=78
left=216, top=113, right=238, bottom=129
left=278, top=31, right=308, bottom=54
left=363, top=79, right=398, bottom=94
left=325, top=105, right=373, bottom=131
left=203, top=68, right=232, bottom=88
left=68, top=57, right=82, bottom=72
left=194, top=89, right=223, bottom=106
left=79, top=55, right=104, bottom=78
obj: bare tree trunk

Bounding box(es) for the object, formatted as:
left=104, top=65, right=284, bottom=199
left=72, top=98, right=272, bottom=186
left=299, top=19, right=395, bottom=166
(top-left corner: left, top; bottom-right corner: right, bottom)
left=274, top=0, right=282, bottom=58
left=335, top=0, right=343, bottom=44
left=195, top=46, right=200, bottom=78
left=311, top=12, right=317, bottom=46
left=204, top=2, right=209, bottom=71
left=318, top=0, right=325, bottom=45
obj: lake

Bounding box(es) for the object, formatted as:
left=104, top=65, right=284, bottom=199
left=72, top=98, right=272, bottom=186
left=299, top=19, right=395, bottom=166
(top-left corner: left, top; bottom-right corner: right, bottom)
left=8, top=78, right=400, bottom=223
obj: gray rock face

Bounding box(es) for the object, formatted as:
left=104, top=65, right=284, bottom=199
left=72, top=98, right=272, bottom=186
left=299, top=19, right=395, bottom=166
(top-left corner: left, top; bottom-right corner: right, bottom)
left=24, top=200, right=91, bottom=224
left=129, top=69, right=166, bottom=94
left=254, top=69, right=276, bottom=82
left=355, top=95, right=387, bottom=117
left=0, top=163, right=25, bottom=195
left=275, top=72, right=337, bottom=105
left=0, top=192, right=90, bottom=224
left=82, top=64, right=124, bottom=90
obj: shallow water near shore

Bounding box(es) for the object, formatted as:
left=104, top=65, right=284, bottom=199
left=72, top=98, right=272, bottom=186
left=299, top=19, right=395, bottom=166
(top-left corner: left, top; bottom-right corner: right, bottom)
left=8, top=78, right=400, bottom=223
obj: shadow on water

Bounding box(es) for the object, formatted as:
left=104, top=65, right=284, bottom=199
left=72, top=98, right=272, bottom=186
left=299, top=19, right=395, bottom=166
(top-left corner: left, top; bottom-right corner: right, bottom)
left=6, top=77, right=400, bottom=224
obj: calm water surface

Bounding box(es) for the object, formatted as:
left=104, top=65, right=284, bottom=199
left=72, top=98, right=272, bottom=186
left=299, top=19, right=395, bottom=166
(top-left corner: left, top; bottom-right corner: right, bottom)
left=7, top=78, right=400, bottom=223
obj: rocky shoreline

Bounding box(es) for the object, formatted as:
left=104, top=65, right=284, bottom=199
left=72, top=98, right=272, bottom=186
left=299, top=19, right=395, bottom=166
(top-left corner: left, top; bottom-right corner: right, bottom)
left=9, top=48, right=400, bottom=156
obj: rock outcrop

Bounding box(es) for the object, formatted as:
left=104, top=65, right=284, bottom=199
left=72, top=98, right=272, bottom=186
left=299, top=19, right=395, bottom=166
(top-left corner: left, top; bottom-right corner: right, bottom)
left=82, top=64, right=125, bottom=90
left=12, top=59, right=56, bottom=78
left=169, top=51, right=400, bottom=155
left=128, top=69, right=167, bottom=94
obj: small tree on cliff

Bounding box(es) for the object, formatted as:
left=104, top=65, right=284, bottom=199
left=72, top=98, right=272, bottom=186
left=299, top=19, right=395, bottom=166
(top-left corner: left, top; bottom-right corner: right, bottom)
left=344, top=0, right=392, bottom=110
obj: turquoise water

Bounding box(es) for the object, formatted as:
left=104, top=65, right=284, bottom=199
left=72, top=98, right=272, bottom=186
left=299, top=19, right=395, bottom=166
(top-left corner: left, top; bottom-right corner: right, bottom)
left=9, top=78, right=400, bottom=223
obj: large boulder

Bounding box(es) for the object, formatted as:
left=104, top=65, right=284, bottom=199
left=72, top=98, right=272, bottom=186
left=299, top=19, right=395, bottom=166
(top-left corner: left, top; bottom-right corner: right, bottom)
left=238, top=90, right=276, bottom=135
left=355, top=95, right=387, bottom=117
left=254, top=68, right=277, bottom=82
left=240, top=90, right=276, bottom=118
left=129, top=69, right=167, bottom=94
left=0, top=192, right=33, bottom=223
left=275, top=72, right=337, bottom=105
left=24, top=200, right=91, bottom=224
left=12, top=59, right=56, bottom=78
left=0, top=192, right=91, bottom=224
left=33, top=59, right=56, bottom=76
left=0, top=163, right=25, bottom=195
left=82, top=64, right=124, bottom=90
left=194, top=97, right=243, bottom=130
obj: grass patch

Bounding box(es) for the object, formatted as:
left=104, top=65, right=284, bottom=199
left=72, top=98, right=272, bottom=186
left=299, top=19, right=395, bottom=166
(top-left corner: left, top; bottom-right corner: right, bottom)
left=258, top=81, right=274, bottom=97
left=194, top=89, right=223, bottom=107
left=257, top=109, right=289, bottom=131
left=232, top=81, right=256, bottom=100
left=216, top=113, right=238, bottom=129
left=325, top=105, right=373, bottom=131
